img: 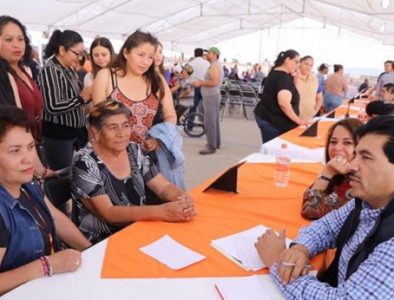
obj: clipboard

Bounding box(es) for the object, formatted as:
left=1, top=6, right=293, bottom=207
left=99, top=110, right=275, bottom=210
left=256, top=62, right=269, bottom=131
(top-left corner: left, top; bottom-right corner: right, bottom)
left=299, top=120, right=318, bottom=137
left=203, top=161, right=246, bottom=193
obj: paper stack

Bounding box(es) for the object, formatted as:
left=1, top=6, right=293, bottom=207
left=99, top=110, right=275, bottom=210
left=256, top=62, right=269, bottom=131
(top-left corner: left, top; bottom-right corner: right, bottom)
left=211, top=225, right=292, bottom=271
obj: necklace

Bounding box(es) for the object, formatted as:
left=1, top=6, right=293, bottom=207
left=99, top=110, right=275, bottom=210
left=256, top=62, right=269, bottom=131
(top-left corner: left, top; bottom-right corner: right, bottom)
left=20, top=187, right=55, bottom=255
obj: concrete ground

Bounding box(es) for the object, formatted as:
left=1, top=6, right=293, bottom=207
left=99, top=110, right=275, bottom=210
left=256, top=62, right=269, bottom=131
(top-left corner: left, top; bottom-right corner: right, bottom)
left=180, top=107, right=261, bottom=189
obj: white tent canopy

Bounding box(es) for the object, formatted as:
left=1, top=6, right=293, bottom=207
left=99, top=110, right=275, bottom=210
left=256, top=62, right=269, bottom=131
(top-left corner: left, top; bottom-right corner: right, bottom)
left=3, top=0, right=394, bottom=51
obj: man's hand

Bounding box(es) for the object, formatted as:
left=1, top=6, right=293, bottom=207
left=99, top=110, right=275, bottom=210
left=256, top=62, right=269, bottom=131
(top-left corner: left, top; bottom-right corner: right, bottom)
left=255, top=229, right=287, bottom=268
left=277, top=244, right=310, bottom=284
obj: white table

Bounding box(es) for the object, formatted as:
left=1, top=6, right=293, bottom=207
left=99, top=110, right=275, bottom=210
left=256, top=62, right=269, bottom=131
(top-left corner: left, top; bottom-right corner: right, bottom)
left=3, top=206, right=284, bottom=300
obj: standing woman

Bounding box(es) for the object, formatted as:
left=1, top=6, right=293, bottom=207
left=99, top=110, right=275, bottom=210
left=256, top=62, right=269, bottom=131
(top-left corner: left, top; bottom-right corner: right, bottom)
left=0, top=32, right=20, bottom=107
left=92, top=30, right=176, bottom=153
left=154, top=41, right=166, bottom=77
left=0, top=16, right=42, bottom=140
left=83, top=37, right=115, bottom=89
left=38, top=30, right=90, bottom=170
left=254, top=49, right=308, bottom=143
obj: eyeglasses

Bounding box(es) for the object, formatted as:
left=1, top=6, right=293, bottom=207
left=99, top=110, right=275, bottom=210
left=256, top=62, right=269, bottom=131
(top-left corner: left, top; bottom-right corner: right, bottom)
left=69, top=48, right=84, bottom=59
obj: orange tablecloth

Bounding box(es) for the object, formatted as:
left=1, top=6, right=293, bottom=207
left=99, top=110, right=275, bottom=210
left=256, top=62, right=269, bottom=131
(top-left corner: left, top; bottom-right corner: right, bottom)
left=280, top=102, right=366, bottom=150
left=334, top=105, right=362, bottom=117
left=280, top=121, right=334, bottom=149
left=101, top=162, right=324, bottom=278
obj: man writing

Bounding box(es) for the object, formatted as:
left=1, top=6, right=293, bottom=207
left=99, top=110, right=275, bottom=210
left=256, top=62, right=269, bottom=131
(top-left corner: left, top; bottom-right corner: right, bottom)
left=256, top=115, right=394, bottom=299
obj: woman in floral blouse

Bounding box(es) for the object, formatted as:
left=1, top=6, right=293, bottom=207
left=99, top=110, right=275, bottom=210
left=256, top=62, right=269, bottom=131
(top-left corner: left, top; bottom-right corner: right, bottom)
left=301, top=118, right=362, bottom=219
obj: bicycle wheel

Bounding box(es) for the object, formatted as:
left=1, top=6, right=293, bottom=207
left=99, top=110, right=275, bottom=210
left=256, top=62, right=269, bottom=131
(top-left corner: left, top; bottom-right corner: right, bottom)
left=183, top=112, right=205, bottom=137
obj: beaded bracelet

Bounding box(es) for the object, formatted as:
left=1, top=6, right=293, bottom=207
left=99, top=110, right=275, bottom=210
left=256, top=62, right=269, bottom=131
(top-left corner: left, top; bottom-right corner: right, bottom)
left=39, top=256, right=49, bottom=276
left=43, top=256, right=53, bottom=277
left=40, top=256, right=53, bottom=277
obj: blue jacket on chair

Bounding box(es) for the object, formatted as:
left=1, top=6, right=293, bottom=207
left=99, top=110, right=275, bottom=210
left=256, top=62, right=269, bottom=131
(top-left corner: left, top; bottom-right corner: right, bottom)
left=148, top=123, right=186, bottom=190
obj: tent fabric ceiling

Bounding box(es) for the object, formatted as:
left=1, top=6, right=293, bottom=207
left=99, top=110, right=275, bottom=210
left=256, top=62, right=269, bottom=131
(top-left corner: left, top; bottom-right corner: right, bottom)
left=3, top=0, right=394, bottom=49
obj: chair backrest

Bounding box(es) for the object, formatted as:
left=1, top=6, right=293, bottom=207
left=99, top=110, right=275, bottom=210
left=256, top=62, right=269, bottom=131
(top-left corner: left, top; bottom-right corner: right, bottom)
left=43, top=176, right=71, bottom=212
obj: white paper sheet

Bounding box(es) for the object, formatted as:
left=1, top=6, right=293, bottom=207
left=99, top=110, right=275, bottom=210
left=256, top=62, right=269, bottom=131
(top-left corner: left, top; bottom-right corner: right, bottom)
left=215, top=275, right=274, bottom=300
left=139, top=234, right=206, bottom=270
left=211, top=225, right=292, bottom=271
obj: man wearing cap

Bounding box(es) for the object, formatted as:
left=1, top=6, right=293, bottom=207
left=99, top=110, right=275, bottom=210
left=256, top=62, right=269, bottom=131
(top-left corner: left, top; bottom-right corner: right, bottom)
left=193, top=47, right=224, bottom=155
left=188, top=48, right=210, bottom=116
left=171, top=64, right=194, bottom=102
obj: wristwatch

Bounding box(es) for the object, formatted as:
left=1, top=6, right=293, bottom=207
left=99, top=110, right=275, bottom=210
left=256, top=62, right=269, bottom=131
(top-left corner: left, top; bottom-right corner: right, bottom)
left=318, top=174, right=332, bottom=182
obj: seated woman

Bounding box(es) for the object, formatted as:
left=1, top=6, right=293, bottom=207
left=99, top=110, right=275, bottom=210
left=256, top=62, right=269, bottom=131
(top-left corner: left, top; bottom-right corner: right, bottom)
left=0, top=106, right=91, bottom=295
left=301, top=118, right=363, bottom=220
left=71, top=100, right=195, bottom=244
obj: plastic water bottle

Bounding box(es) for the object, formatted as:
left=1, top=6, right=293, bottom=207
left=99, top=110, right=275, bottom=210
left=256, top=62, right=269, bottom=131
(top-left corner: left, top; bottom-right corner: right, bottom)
left=274, top=143, right=291, bottom=187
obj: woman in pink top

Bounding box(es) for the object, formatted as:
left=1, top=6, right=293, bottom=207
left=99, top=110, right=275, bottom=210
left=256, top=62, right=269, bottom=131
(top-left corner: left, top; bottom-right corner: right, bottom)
left=92, top=30, right=176, bottom=152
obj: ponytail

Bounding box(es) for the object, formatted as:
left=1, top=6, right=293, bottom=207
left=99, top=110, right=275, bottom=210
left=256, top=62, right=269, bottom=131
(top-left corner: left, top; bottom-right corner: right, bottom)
left=268, top=49, right=299, bottom=77
left=44, top=29, right=83, bottom=59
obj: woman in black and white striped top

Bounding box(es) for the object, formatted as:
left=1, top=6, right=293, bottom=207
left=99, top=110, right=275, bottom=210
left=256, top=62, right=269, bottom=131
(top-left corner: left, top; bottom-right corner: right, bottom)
left=38, top=30, right=90, bottom=170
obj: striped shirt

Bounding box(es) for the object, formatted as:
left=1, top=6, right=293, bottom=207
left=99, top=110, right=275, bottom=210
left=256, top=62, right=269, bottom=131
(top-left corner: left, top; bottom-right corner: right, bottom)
left=270, top=199, right=394, bottom=299
left=38, top=57, right=85, bottom=128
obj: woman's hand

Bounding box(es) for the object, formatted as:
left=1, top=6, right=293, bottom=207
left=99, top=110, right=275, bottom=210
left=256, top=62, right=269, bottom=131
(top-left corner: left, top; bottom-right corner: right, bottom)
left=47, top=249, right=82, bottom=274
left=144, top=138, right=160, bottom=152
left=325, top=155, right=350, bottom=176
left=158, top=197, right=196, bottom=222
left=80, top=86, right=92, bottom=102
left=255, top=229, right=286, bottom=269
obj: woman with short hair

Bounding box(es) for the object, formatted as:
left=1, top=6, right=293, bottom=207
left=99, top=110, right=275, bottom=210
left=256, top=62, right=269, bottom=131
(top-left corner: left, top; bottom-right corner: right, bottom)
left=0, top=106, right=91, bottom=295
left=71, top=100, right=195, bottom=244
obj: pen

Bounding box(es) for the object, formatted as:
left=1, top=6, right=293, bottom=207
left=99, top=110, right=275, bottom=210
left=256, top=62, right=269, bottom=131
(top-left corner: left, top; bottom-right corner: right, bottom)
left=280, top=262, right=313, bottom=269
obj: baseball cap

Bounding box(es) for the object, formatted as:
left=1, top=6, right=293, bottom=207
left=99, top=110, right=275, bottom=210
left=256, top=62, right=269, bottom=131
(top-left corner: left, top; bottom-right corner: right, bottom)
left=182, top=64, right=194, bottom=75
left=204, top=47, right=220, bottom=56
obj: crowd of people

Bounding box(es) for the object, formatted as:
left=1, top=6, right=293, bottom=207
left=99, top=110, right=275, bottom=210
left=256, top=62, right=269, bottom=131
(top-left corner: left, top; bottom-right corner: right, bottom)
left=1, top=14, right=394, bottom=299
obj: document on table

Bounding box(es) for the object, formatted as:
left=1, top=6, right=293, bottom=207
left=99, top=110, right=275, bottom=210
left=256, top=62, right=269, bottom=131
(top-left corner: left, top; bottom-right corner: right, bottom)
left=215, top=275, right=276, bottom=300
left=139, top=234, right=206, bottom=270
left=211, top=225, right=292, bottom=271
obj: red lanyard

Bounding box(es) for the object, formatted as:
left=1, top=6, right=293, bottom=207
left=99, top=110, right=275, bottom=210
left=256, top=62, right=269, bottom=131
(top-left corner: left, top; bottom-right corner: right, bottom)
left=21, top=188, right=55, bottom=255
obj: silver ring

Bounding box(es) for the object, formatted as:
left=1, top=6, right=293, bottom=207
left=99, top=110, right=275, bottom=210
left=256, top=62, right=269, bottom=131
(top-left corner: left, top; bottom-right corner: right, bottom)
left=280, top=261, right=296, bottom=267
